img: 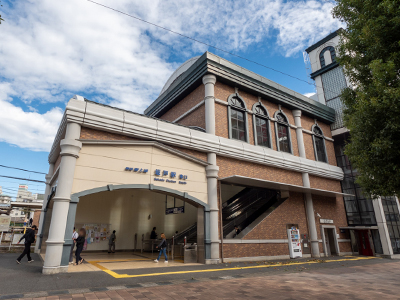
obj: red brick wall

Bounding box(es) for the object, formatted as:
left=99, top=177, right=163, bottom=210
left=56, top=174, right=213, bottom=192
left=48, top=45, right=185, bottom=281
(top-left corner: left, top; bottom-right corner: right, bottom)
left=217, top=156, right=303, bottom=186
left=167, top=146, right=207, bottom=162
left=244, top=192, right=308, bottom=240
left=80, top=127, right=139, bottom=141
left=223, top=243, right=289, bottom=258
left=312, top=194, right=349, bottom=241
left=309, top=175, right=341, bottom=193
left=32, top=211, right=41, bottom=228
left=178, top=104, right=206, bottom=129
left=159, top=84, right=205, bottom=122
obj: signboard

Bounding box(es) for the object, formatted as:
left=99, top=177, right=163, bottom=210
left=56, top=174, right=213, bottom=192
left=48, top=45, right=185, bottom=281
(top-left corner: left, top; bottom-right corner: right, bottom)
left=320, top=219, right=334, bottom=224
left=166, top=206, right=185, bottom=215
left=287, top=229, right=302, bottom=258
left=0, top=215, right=11, bottom=232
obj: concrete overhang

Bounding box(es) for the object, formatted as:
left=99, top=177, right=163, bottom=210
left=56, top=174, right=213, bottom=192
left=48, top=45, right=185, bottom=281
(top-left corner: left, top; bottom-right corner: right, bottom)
left=339, top=226, right=378, bottom=230
left=220, top=175, right=354, bottom=198
left=10, top=202, right=42, bottom=209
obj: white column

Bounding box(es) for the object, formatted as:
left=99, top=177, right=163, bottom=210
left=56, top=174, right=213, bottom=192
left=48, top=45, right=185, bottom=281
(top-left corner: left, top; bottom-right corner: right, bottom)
left=202, top=74, right=220, bottom=263
left=42, top=122, right=82, bottom=274
left=202, top=74, right=217, bottom=135
left=35, top=163, right=54, bottom=253
left=302, top=173, right=320, bottom=257
left=292, top=110, right=306, bottom=158
left=294, top=110, right=320, bottom=257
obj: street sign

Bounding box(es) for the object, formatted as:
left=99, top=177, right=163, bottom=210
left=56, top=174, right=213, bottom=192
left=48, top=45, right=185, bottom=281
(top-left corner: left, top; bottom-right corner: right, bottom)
left=320, top=219, right=334, bottom=224
left=0, top=215, right=11, bottom=232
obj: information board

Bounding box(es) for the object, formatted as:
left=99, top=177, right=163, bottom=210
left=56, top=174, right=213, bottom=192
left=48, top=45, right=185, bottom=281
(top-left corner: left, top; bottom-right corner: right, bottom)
left=287, top=228, right=302, bottom=258
left=0, top=215, right=11, bottom=232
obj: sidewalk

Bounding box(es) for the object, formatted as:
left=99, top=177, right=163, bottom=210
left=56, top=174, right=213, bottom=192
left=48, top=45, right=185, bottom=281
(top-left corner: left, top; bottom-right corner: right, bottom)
left=0, top=253, right=397, bottom=299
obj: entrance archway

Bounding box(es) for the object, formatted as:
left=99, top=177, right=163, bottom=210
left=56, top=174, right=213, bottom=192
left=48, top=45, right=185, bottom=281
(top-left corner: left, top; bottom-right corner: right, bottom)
left=60, top=184, right=210, bottom=268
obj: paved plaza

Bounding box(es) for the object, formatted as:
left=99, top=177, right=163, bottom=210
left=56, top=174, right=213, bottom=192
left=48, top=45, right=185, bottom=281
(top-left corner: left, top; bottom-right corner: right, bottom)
left=1, top=253, right=400, bottom=299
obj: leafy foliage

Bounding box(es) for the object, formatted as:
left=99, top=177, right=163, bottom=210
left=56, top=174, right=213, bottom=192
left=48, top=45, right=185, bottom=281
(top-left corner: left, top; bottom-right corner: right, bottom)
left=332, top=0, right=400, bottom=197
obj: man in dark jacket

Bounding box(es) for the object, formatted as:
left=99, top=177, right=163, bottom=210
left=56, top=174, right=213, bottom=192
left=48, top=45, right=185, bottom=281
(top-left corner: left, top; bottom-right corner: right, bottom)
left=16, top=225, right=37, bottom=264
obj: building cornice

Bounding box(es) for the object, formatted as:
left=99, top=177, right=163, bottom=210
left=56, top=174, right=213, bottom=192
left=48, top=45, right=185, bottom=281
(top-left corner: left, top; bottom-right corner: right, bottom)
left=145, top=52, right=336, bottom=123
left=49, top=100, right=344, bottom=181
left=305, top=28, right=343, bottom=53
left=310, top=61, right=339, bottom=79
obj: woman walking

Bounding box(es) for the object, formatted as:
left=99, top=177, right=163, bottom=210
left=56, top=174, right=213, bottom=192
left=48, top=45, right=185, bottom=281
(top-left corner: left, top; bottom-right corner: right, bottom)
left=154, top=233, right=168, bottom=263
left=74, top=228, right=86, bottom=265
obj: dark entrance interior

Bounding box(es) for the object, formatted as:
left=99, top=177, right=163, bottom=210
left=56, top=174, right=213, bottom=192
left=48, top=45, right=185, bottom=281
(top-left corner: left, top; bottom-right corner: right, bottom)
left=357, top=230, right=373, bottom=256
left=324, top=228, right=338, bottom=256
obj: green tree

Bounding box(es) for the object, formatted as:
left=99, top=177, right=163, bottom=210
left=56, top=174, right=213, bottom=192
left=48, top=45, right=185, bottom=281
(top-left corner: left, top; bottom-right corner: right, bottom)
left=332, top=0, right=400, bottom=197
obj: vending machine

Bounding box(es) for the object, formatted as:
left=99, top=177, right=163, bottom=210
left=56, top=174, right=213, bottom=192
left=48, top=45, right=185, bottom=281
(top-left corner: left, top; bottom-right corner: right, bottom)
left=287, top=228, right=302, bottom=258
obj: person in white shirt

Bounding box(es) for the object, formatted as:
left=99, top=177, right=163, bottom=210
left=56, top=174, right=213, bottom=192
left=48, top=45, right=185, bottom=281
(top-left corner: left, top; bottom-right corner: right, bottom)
left=69, top=227, right=79, bottom=264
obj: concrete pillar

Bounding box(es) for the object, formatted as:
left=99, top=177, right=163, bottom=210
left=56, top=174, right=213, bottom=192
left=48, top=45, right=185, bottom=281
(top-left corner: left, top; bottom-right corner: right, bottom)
left=202, top=74, right=217, bottom=135
left=35, top=163, right=54, bottom=253
left=302, top=173, right=320, bottom=257
left=60, top=197, right=79, bottom=269
left=372, top=197, right=393, bottom=256
left=206, top=156, right=220, bottom=263
left=42, top=122, right=82, bottom=274
left=292, top=110, right=306, bottom=158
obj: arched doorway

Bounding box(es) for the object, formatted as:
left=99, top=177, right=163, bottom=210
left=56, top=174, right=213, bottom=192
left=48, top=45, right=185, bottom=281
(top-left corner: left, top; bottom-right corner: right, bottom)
left=60, top=184, right=210, bottom=268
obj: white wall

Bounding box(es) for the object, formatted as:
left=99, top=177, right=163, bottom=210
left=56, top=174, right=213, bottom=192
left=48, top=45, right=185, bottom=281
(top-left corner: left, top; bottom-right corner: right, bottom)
left=74, top=188, right=198, bottom=251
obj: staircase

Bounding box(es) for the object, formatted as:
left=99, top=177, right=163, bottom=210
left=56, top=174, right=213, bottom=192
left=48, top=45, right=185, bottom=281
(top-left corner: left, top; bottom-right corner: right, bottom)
left=222, top=187, right=282, bottom=238
left=173, top=223, right=197, bottom=244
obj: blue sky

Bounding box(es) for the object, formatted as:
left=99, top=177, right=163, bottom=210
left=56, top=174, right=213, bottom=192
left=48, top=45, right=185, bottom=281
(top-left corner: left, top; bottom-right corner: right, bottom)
left=0, top=0, right=341, bottom=198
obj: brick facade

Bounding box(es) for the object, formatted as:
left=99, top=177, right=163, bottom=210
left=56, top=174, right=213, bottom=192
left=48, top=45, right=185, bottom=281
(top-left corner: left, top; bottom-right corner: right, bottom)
left=223, top=243, right=289, bottom=258
left=177, top=104, right=206, bottom=129
left=217, top=156, right=303, bottom=186
left=159, top=84, right=205, bottom=122
left=80, top=127, right=139, bottom=141
left=244, top=192, right=308, bottom=240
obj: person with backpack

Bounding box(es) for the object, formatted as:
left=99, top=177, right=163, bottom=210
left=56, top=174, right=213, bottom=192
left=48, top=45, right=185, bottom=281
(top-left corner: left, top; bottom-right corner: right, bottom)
left=16, top=225, right=37, bottom=264
left=108, top=230, right=116, bottom=253
left=74, top=228, right=86, bottom=265
left=154, top=233, right=168, bottom=263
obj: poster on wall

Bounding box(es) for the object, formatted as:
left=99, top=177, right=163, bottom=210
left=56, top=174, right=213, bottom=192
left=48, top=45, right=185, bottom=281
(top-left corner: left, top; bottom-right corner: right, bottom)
left=83, top=223, right=111, bottom=245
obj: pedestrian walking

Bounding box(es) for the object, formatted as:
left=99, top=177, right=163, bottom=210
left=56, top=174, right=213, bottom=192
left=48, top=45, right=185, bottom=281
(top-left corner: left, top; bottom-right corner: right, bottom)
left=69, top=227, right=79, bottom=264
left=29, top=218, right=33, bottom=227
left=233, top=225, right=241, bottom=237
left=74, top=228, right=86, bottom=265
left=108, top=230, right=116, bottom=253
left=150, top=227, right=157, bottom=239
left=154, top=233, right=168, bottom=263
left=16, top=225, right=37, bottom=264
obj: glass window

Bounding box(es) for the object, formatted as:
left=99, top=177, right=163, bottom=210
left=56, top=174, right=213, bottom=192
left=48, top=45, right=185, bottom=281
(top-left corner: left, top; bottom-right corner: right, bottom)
left=255, top=117, right=269, bottom=147
left=275, top=112, right=291, bottom=153
left=231, top=108, right=246, bottom=141
left=381, top=196, right=400, bottom=254
left=277, top=123, right=290, bottom=153
left=313, top=125, right=327, bottom=162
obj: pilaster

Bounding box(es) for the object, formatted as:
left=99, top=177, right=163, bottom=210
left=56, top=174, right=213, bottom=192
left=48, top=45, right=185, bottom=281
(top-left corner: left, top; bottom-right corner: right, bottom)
left=42, top=122, right=82, bottom=274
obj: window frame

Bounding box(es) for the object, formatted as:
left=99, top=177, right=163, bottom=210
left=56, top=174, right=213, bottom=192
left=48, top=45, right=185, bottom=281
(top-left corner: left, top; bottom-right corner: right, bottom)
left=252, top=102, right=271, bottom=148
left=311, top=124, right=328, bottom=163
left=273, top=110, right=293, bottom=154
left=319, top=46, right=336, bottom=68
left=227, top=93, right=249, bottom=143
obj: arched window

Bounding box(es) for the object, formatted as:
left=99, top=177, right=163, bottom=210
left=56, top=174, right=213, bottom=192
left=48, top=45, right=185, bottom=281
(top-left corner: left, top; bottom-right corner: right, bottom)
left=319, top=46, right=336, bottom=68
left=252, top=103, right=271, bottom=148
left=312, top=124, right=328, bottom=163
left=228, top=93, right=248, bottom=142
left=274, top=111, right=292, bottom=153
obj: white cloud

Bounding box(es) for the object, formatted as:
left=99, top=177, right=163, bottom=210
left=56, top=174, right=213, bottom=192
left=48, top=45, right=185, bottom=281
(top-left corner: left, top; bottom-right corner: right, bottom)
left=0, top=0, right=342, bottom=151
left=0, top=84, right=63, bottom=152
left=304, top=92, right=316, bottom=98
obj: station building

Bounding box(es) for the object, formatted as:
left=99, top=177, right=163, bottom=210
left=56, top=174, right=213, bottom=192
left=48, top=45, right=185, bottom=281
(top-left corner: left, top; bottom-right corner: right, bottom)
left=36, top=52, right=352, bottom=274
